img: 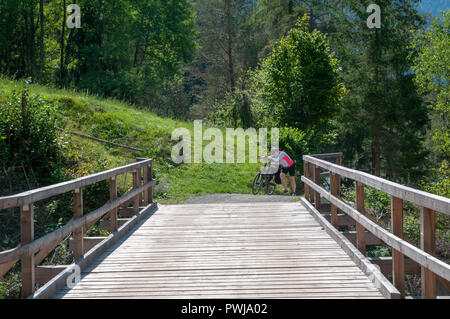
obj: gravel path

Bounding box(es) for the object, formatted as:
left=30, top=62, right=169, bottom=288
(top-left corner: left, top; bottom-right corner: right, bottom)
left=182, top=193, right=300, bottom=204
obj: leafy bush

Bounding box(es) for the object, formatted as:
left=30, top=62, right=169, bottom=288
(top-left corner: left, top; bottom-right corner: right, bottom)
left=210, top=90, right=254, bottom=129
left=0, top=87, right=64, bottom=190
left=254, top=15, right=345, bottom=132
left=365, top=187, right=391, bottom=222
left=278, top=127, right=310, bottom=168
left=0, top=270, right=20, bottom=299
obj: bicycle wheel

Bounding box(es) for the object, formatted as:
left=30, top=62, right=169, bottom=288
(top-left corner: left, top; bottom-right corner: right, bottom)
left=252, top=173, right=262, bottom=195
left=264, top=176, right=276, bottom=195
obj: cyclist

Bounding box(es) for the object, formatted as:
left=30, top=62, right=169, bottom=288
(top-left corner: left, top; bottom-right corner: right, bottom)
left=259, top=148, right=296, bottom=196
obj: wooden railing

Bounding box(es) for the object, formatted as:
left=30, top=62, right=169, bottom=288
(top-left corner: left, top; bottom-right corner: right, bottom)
left=302, top=153, right=450, bottom=299
left=0, top=158, right=155, bottom=298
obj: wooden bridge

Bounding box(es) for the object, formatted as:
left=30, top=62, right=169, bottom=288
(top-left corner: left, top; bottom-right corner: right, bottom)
left=0, top=154, right=449, bottom=299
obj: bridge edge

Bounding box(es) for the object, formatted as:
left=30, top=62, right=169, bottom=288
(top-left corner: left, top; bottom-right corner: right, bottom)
left=28, top=202, right=159, bottom=299
left=300, top=198, right=401, bottom=299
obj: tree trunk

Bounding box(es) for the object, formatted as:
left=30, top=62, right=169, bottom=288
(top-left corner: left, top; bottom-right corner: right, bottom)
left=60, top=0, right=66, bottom=87
left=225, top=0, right=235, bottom=92
left=371, top=28, right=382, bottom=177
left=39, top=0, right=44, bottom=84
left=30, top=3, right=36, bottom=81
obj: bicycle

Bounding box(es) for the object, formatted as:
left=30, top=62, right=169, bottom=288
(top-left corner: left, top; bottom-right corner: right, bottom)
left=252, top=161, right=280, bottom=195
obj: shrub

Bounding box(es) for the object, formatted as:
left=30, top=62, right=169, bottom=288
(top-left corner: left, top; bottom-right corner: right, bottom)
left=255, top=15, right=345, bottom=132
left=0, top=87, right=64, bottom=190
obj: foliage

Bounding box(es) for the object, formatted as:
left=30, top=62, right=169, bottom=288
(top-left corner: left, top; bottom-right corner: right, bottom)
left=255, top=15, right=345, bottom=132
left=278, top=127, right=311, bottom=167
left=209, top=90, right=254, bottom=129
left=0, top=269, right=21, bottom=299
left=410, top=10, right=449, bottom=159
left=332, top=0, right=429, bottom=182
left=411, top=10, right=449, bottom=203
left=0, top=0, right=198, bottom=117
left=0, top=86, right=65, bottom=191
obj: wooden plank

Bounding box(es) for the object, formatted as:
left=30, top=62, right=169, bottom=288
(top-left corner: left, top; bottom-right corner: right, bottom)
left=421, top=207, right=436, bottom=299
left=391, top=196, right=405, bottom=298
left=342, top=231, right=383, bottom=246
left=330, top=172, right=339, bottom=227
left=355, top=182, right=366, bottom=256
left=0, top=159, right=153, bottom=210
left=51, top=202, right=385, bottom=299
left=302, top=176, right=450, bottom=281
left=100, top=218, right=129, bottom=231
left=301, top=198, right=399, bottom=299
left=118, top=207, right=138, bottom=217
left=132, top=170, right=140, bottom=214
left=30, top=202, right=158, bottom=299
left=304, top=161, right=310, bottom=201
left=20, top=203, right=35, bottom=298
left=369, top=257, right=420, bottom=275
left=310, top=153, right=343, bottom=159
left=147, top=164, right=153, bottom=204
left=314, top=165, right=321, bottom=210
left=72, top=188, right=84, bottom=260
left=108, top=177, right=118, bottom=232
left=143, top=166, right=149, bottom=205
left=69, top=237, right=106, bottom=254
left=0, top=180, right=155, bottom=265
left=323, top=213, right=355, bottom=227
left=35, top=265, right=68, bottom=286
left=0, top=258, right=19, bottom=278
left=303, top=155, right=450, bottom=215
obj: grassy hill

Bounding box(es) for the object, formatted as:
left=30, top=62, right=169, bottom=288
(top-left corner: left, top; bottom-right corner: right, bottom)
left=0, top=77, right=263, bottom=204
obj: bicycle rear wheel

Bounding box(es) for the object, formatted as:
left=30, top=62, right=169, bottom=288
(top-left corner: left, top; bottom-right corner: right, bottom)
left=264, top=175, right=276, bottom=195
left=252, top=173, right=262, bottom=195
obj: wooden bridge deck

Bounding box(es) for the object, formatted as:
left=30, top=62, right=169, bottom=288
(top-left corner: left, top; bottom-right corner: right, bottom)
left=53, top=202, right=384, bottom=299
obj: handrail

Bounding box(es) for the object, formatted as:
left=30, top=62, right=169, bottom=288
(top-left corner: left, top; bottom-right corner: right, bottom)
left=302, top=176, right=450, bottom=281
left=304, top=155, right=450, bottom=215
left=302, top=153, right=450, bottom=299
left=0, top=180, right=155, bottom=265
left=309, top=152, right=343, bottom=159
left=0, top=158, right=155, bottom=298
left=0, top=159, right=153, bottom=210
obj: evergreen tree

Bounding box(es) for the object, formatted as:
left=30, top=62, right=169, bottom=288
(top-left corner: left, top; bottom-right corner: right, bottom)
left=331, top=0, right=429, bottom=182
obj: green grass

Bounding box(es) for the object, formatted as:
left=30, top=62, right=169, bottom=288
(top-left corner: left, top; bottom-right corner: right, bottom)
left=0, top=77, right=262, bottom=203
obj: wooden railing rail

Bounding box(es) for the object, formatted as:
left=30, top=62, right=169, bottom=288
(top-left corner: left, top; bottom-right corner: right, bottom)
left=0, top=158, right=155, bottom=298
left=302, top=154, right=450, bottom=299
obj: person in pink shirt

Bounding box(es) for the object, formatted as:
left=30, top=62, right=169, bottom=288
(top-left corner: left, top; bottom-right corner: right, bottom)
left=259, top=148, right=296, bottom=196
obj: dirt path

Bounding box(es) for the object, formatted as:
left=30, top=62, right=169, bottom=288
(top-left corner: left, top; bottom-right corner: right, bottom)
left=183, top=193, right=300, bottom=204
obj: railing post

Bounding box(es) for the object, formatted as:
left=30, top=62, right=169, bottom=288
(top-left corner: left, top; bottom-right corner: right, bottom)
left=109, top=177, right=118, bottom=231
left=306, top=162, right=312, bottom=202
left=330, top=172, right=339, bottom=227
left=132, top=169, right=140, bottom=214
left=20, top=203, right=35, bottom=298
left=148, top=163, right=153, bottom=204
left=143, top=163, right=153, bottom=205
left=313, top=165, right=321, bottom=210
left=137, top=167, right=142, bottom=206
left=73, top=188, right=84, bottom=260
left=391, top=196, right=405, bottom=298
left=335, top=155, right=341, bottom=198
left=303, top=161, right=310, bottom=201
left=355, top=181, right=366, bottom=256
left=420, top=207, right=436, bottom=299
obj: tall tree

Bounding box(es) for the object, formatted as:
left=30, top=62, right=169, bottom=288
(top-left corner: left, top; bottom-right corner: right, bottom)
left=59, top=0, right=66, bottom=87
left=331, top=0, right=429, bottom=181
left=187, top=0, right=256, bottom=116
left=39, top=0, right=44, bottom=84
left=410, top=10, right=449, bottom=196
